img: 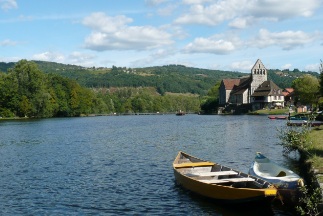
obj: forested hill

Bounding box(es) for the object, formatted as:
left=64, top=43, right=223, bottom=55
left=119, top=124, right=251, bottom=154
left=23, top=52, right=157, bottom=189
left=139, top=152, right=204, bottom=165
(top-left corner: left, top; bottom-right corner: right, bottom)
left=0, top=61, right=319, bottom=96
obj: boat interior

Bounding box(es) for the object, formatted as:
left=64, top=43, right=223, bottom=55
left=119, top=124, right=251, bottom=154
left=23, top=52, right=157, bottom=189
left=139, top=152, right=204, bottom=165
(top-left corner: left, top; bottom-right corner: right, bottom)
left=175, top=161, right=269, bottom=189
left=254, top=162, right=291, bottom=177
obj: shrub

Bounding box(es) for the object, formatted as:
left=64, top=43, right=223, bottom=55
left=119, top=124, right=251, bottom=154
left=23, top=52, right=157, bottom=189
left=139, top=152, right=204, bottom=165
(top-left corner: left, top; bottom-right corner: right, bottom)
left=296, top=185, right=322, bottom=216
left=278, top=125, right=312, bottom=156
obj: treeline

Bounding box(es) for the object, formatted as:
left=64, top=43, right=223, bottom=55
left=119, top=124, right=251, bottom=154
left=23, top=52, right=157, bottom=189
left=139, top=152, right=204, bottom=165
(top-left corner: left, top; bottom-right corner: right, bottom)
left=0, top=60, right=200, bottom=118
left=34, top=63, right=242, bottom=95
left=0, top=61, right=319, bottom=96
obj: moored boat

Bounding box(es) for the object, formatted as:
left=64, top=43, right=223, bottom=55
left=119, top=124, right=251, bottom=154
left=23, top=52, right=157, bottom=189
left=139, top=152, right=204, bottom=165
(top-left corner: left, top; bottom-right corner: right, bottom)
left=287, top=121, right=323, bottom=127
left=268, top=116, right=287, bottom=120
left=173, top=151, right=277, bottom=204
left=288, top=114, right=308, bottom=120
left=249, top=152, right=304, bottom=203
left=176, top=110, right=185, bottom=116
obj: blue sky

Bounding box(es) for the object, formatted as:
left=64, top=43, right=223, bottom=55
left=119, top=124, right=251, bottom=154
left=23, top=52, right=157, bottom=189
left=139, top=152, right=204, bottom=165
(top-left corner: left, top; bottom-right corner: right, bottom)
left=0, top=0, right=322, bottom=72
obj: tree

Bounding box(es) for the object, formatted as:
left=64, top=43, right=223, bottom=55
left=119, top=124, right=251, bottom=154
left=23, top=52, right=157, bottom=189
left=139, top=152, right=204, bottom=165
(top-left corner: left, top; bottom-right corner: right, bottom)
left=7, top=60, right=50, bottom=117
left=292, top=74, right=320, bottom=108
left=320, top=59, right=323, bottom=97
left=200, top=81, right=221, bottom=114
left=0, top=72, right=19, bottom=116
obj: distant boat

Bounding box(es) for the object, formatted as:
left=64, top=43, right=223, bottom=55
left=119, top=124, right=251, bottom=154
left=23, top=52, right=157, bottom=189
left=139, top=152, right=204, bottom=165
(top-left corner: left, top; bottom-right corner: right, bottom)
left=287, top=121, right=323, bottom=127
left=288, top=114, right=308, bottom=120
left=249, top=152, right=304, bottom=203
left=173, top=151, right=277, bottom=204
left=268, top=116, right=287, bottom=120
left=176, top=110, right=185, bottom=116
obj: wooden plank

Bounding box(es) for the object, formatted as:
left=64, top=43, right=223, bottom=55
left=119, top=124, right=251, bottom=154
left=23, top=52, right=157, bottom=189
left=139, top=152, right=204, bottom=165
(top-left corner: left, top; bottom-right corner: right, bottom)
left=200, top=179, right=229, bottom=184
left=200, top=177, right=255, bottom=184
left=192, top=171, right=238, bottom=177
left=227, top=177, right=255, bottom=182
left=174, top=162, right=215, bottom=168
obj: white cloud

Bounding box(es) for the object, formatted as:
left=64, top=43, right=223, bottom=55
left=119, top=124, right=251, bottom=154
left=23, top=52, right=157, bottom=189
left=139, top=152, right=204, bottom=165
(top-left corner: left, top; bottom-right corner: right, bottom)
left=182, top=27, right=321, bottom=56
left=182, top=0, right=213, bottom=4
left=32, top=51, right=65, bottom=62
left=175, top=2, right=239, bottom=26
left=252, top=29, right=319, bottom=50
left=0, top=56, right=20, bottom=62
left=157, top=4, right=178, bottom=16
left=68, top=52, right=96, bottom=66
left=229, top=16, right=253, bottom=29
left=248, top=0, right=320, bottom=20
left=131, top=48, right=175, bottom=66
left=281, top=63, right=292, bottom=70
left=82, top=12, right=174, bottom=51
left=230, top=61, right=254, bottom=71
left=145, top=0, right=169, bottom=6
left=304, top=63, right=320, bottom=72
left=174, top=0, right=321, bottom=27
left=184, top=37, right=236, bottom=54
left=0, top=0, right=17, bottom=11
left=0, top=39, right=17, bottom=46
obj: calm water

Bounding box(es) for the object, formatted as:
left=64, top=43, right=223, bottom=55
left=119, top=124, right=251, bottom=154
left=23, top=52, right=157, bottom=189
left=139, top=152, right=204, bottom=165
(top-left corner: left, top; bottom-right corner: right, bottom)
left=0, top=115, right=298, bottom=215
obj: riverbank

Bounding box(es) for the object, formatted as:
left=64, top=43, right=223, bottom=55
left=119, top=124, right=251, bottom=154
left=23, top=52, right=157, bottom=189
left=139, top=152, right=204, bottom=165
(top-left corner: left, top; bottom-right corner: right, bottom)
left=308, top=126, right=323, bottom=203
left=251, top=108, right=323, bottom=211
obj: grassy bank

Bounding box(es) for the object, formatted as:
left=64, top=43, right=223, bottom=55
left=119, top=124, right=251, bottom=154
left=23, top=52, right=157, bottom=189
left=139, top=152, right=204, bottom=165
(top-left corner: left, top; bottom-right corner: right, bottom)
left=308, top=126, right=323, bottom=181
left=250, top=108, right=290, bottom=115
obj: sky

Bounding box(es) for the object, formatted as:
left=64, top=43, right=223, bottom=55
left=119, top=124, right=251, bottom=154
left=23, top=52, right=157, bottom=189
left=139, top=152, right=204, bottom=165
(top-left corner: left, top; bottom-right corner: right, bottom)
left=0, top=0, right=322, bottom=72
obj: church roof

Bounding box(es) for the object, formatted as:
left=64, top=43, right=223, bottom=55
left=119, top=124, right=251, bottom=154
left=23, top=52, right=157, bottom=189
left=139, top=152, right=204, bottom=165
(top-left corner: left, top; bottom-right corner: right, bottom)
left=231, top=76, right=252, bottom=95
left=252, top=80, right=284, bottom=97
left=222, top=79, right=241, bottom=90
left=251, top=59, right=267, bottom=71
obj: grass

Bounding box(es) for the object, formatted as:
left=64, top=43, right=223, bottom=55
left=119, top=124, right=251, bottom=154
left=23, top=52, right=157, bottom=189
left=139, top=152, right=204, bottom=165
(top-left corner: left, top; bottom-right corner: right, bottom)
left=308, top=126, right=323, bottom=173
left=251, top=108, right=289, bottom=115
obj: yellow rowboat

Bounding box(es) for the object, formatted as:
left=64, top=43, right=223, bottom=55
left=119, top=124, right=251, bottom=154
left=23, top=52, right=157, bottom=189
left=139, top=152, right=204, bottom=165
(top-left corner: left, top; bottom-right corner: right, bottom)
left=173, top=151, right=277, bottom=204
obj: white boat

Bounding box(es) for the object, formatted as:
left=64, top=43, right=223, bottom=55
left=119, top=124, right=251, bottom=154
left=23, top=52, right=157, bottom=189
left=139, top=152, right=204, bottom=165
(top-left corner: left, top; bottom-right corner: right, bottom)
left=248, top=152, right=304, bottom=190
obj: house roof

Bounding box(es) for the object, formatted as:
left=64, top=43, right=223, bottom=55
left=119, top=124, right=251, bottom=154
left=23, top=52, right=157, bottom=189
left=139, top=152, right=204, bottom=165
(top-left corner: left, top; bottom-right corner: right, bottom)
left=283, top=88, right=294, bottom=96
left=252, top=80, right=284, bottom=97
left=222, top=79, right=241, bottom=90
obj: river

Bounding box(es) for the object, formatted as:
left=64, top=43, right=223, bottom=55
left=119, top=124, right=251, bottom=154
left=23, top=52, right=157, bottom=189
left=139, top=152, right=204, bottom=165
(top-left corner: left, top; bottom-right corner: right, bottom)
left=0, top=115, right=298, bottom=215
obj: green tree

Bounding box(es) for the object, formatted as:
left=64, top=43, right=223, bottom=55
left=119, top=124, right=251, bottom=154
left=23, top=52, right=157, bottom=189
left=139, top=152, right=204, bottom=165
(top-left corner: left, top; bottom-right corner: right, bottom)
left=292, top=75, right=320, bottom=108
left=200, top=81, right=221, bottom=114
left=0, top=72, right=19, bottom=116
left=320, top=59, right=323, bottom=97
left=19, top=95, right=32, bottom=117
left=7, top=60, right=50, bottom=117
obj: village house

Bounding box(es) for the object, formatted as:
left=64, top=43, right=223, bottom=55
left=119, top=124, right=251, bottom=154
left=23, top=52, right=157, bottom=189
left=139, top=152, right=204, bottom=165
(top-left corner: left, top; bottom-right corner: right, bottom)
left=219, top=59, right=285, bottom=111
left=282, top=87, right=294, bottom=106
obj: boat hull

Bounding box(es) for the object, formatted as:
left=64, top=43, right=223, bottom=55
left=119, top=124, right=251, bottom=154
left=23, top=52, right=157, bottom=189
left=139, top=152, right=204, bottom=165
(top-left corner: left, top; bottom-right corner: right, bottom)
left=249, top=163, right=302, bottom=190
left=248, top=153, right=304, bottom=203
left=173, top=152, right=277, bottom=204
left=174, top=171, right=276, bottom=203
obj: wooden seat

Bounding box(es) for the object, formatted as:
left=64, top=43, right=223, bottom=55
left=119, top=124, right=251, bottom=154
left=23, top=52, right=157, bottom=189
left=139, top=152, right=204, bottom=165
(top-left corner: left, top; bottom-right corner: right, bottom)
left=200, top=177, right=255, bottom=184
left=188, top=170, right=238, bottom=177
left=174, top=162, right=215, bottom=168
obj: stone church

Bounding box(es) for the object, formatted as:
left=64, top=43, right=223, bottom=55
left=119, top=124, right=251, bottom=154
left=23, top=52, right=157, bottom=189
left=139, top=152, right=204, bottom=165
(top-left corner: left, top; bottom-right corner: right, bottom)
left=218, top=59, right=284, bottom=111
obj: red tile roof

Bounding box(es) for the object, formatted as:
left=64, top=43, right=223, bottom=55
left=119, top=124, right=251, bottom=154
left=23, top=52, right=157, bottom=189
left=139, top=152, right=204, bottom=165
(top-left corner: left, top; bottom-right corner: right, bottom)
left=283, top=88, right=294, bottom=96
left=222, top=79, right=241, bottom=90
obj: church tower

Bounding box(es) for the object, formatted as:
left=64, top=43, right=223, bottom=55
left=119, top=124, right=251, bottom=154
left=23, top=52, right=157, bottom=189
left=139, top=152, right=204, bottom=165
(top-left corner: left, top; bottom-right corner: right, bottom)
left=250, top=59, right=267, bottom=95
